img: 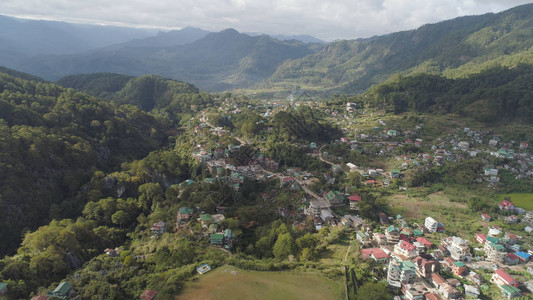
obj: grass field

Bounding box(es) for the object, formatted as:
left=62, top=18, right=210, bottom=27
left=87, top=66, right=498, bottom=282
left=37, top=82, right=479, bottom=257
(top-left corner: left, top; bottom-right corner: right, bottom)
left=177, top=265, right=345, bottom=300
left=386, top=189, right=487, bottom=239
left=497, top=193, right=533, bottom=210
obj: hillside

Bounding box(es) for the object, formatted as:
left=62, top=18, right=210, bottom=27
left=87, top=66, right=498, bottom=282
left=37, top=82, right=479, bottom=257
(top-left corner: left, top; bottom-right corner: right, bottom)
left=263, top=3, right=533, bottom=94
left=359, top=64, right=533, bottom=124
left=0, top=69, right=170, bottom=256
left=13, top=29, right=320, bottom=91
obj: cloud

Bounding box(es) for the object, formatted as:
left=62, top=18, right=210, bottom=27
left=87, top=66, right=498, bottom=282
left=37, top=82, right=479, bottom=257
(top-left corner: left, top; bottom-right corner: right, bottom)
left=0, top=0, right=531, bottom=40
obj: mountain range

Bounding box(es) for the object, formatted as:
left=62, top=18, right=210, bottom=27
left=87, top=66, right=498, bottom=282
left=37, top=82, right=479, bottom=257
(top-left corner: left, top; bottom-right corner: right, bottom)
left=2, top=4, right=533, bottom=94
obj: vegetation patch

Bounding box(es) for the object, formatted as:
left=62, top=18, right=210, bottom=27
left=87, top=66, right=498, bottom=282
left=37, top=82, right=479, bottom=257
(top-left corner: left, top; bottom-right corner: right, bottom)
left=178, top=265, right=344, bottom=300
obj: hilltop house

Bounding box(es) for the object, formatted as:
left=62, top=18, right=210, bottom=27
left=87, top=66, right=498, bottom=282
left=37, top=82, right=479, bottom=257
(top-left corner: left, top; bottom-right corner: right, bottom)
left=176, top=207, right=194, bottom=228
left=499, top=200, right=515, bottom=211
left=47, top=282, right=72, bottom=300
left=140, top=289, right=158, bottom=300
left=349, top=194, right=361, bottom=210
left=151, top=221, right=166, bottom=235
left=324, top=191, right=344, bottom=206
left=361, top=248, right=389, bottom=263
left=394, top=240, right=418, bottom=259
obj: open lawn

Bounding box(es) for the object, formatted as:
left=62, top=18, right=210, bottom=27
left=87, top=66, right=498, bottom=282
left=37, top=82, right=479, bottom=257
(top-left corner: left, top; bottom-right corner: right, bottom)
left=177, top=265, right=345, bottom=300
left=386, top=190, right=486, bottom=239
left=497, top=193, right=533, bottom=211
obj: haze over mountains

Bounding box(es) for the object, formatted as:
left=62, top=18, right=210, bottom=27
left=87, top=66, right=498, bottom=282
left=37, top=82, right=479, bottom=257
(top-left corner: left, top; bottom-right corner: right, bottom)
left=2, top=3, right=533, bottom=94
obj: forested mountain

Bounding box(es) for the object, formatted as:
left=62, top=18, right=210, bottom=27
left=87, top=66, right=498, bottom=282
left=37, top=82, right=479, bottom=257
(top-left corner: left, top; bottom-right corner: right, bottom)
left=264, top=3, right=533, bottom=94
left=0, top=69, right=171, bottom=256
left=0, top=14, right=155, bottom=66
left=57, top=74, right=213, bottom=125
left=358, top=64, right=533, bottom=123
left=12, top=29, right=320, bottom=91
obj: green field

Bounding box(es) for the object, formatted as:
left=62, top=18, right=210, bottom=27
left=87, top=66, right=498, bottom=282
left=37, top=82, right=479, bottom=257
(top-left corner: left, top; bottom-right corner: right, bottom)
left=177, top=265, right=345, bottom=300
left=497, top=193, right=533, bottom=211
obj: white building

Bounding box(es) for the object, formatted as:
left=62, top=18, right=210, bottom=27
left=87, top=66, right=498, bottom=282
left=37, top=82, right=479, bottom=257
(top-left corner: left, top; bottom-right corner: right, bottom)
left=425, top=217, right=438, bottom=233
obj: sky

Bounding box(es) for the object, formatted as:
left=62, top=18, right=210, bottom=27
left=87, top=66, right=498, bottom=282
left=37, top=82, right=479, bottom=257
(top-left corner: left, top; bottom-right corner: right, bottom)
left=1, top=0, right=532, bottom=41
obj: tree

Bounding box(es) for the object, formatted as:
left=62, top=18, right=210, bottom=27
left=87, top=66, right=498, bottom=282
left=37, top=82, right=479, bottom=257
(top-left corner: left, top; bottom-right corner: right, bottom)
left=111, top=210, right=129, bottom=228
left=355, top=281, right=393, bottom=300
left=273, top=232, right=296, bottom=260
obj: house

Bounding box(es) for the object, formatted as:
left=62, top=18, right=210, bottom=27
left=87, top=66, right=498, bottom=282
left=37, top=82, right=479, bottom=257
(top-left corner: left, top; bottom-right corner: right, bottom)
left=176, top=207, right=194, bottom=227
left=361, top=248, right=389, bottom=263
left=415, top=237, right=433, bottom=249
left=196, top=263, right=211, bottom=274
left=425, top=217, right=438, bottom=233
left=0, top=282, right=7, bottom=295
left=385, top=226, right=400, bottom=244
left=324, top=191, right=344, bottom=206
left=484, top=241, right=506, bottom=263
left=481, top=214, right=492, bottom=221
left=104, top=248, right=118, bottom=257
left=515, top=251, right=531, bottom=263
left=504, top=215, right=519, bottom=224
left=402, top=283, right=428, bottom=300
left=200, top=214, right=214, bottom=227
left=46, top=282, right=72, bottom=300
left=464, top=284, right=480, bottom=298
left=467, top=271, right=484, bottom=285
left=349, top=194, right=361, bottom=210
left=387, top=258, right=416, bottom=284
left=223, top=229, right=235, bottom=248
left=451, top=261, right=468, bottom=277
left=378, top=212, right=389, bottom=225
left=492, top=269, right=519, bottom=287
left=500, top=285, right=521, bottom=299
left=356, top=231, right=370, bottom=245
left=373, top=233, right=387, bottom=245
left=151, top=221, right=166, bottom=235
left=394, top=240, right=418, bottom=258
left=444, top=236, right=470, bottom=261
left=414, top=256, right=440, bottom=279
left=506, top=253, right=520, bottom=265
left=210, top=233, right=224, bottom=245
left=475, top=233, right=487, bottom=244
left=140, top=289, right=158, bottom=300
left=424, top=293, right=443, bottom=300
left=499, top=200, right=515, bottom=211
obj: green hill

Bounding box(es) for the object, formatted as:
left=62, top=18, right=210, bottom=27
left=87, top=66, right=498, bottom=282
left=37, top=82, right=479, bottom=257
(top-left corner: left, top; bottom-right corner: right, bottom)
left=359, top=64, right=533, bottom=123
left=0, top=70, right=170, bottom=256
left=263, top=3, right=533, bottom=94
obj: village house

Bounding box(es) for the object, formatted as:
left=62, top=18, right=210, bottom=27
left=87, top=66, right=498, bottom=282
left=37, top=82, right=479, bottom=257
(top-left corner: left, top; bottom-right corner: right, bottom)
left=467, top=271, right=485, bottom=285
left=451, top=261, right=468, bottom=277
left=464, top=284, right=480, bottom=298
left=499, top=285, right=521, bottom=299
left=176, top=207, right=194, bottom=228
left=506, top=253, right=520, bottom=265
left=443, top=236, right=470, bottom=261
left=140, top=289, right=158, bottom=300
left=356, top=231, right=370, bottom=245
left=394, top=240, right=418, bottom=259
left=387, top=258, right=417, bottom=284
left=484, top=240, right=506, bottom=263
left=499, top=200, right=515, bottom=211
left=491, top=269, right=519, bottom=287
left=378, top=212, right=390, bottom=225
left=402, top=283, right=429, bottom=300
left=150, top=221, right=166, bottom=235
left=47, top=282, right=72, bottom=300
left=373, top=232, right=387, bottom=245
left=385, top=226, right=400, bottom=244
left=431, top=273, right=462, bottom=299
left=414, top=255, right=440, bottom=279
left=0, top=283, right=7, bottom=296
left=324, top=191, right=345, bottom=206
left=361, top=248, right=389, bottom=263
left=481, top=214, right=492, bottom=221
left=349, top=193, right=361, bottom=210
left=415, top=237, right=434, bottom=249
left=425, top=217, right=439, bottom=233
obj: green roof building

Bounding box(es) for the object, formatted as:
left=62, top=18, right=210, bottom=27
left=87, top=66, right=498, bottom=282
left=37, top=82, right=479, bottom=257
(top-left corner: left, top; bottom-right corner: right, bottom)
left=210, top=233, right=224, bottom=245
left=500, top=284, right=521, bottom=299
left=47, top=281, right=71, bottom=299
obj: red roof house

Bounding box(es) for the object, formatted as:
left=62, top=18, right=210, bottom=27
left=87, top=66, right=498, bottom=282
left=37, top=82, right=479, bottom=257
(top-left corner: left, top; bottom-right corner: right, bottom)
left=492, top=269, right=518, bottom=287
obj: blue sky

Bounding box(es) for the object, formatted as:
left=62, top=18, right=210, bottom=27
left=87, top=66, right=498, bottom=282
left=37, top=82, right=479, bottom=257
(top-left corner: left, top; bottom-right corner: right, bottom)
left=0, top=0, right=532, bottom=41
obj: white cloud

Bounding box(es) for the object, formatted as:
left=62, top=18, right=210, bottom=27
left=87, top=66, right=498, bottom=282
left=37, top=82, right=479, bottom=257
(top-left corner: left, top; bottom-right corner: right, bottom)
left=0, top=0, right=531, bottom=40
